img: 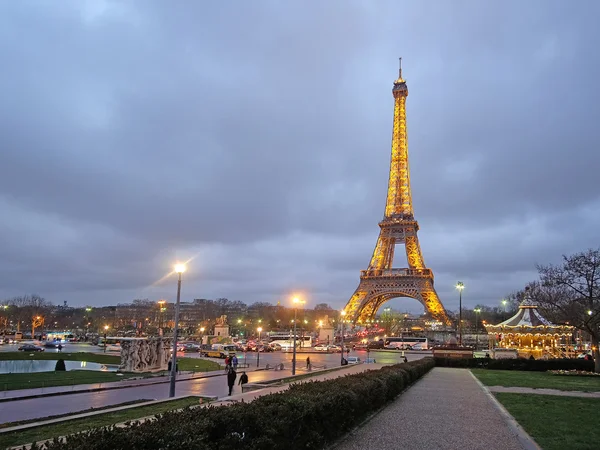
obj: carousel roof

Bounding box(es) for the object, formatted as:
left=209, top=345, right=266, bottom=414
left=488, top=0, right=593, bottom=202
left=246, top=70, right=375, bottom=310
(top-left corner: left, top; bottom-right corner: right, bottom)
left=485, top=293, right=572, bottom=332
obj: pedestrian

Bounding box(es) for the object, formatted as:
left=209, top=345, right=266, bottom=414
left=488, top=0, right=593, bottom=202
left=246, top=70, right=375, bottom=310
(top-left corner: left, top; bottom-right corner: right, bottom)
left=352, top=344, right=356, bottom=351
left=403, top=356, right=408, bottom=363
left=57, top=344, right=63, bottom=353
left=238, top=371, right=248, bottom=387
left=227, top=367, right=237, bottom=396
left=232, top=355, right=238, bottom=370
left=346, top=348, right=350, bottom=357
left=306, top=356, right=311, bottom=369
left=224, top=356, right=230, bottom=371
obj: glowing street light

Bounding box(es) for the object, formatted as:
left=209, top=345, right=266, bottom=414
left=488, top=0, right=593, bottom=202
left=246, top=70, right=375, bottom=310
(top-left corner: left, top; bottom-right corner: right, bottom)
left=291, top=297, right=306, bottom=375
left=256, top=327, right=263, bottom=368
left=169, top=263, right=186, bottom=398
left=103, top=325, right=109, bottom=353
left=340, top=310, right=347, bottom=365
left=474, top=308, right=481, bottom=350
left=456, top=282, right=465, bottom=345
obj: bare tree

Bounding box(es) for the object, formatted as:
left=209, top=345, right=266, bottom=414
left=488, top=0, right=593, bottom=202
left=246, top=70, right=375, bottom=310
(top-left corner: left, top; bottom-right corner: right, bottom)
left=6, top=295, right=51, bottom=337
left=536, top=248, right=600, bottom=372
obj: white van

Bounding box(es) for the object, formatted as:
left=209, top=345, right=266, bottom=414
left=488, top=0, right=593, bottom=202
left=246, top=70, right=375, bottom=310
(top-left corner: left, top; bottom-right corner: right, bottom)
left=491, top=348, right=518, bottom=359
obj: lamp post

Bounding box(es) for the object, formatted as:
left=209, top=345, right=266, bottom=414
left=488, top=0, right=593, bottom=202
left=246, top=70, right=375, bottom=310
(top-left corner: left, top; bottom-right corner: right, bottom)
left=501, top=299, right=508, bottom=321
left=456, top=282, right=465, bottom=345
left=256, top=327, right=262, bottom=367
left=291, top=297, right=305, bottom=375
left=103, top=325, right=109, bottom=353
left=474, top=308, right=481, bottom=350
left=157, top=300, right=166, bottom=336
left=340, top=310, right=346, bottom=365
left=169, top=263, right=186, bottom=398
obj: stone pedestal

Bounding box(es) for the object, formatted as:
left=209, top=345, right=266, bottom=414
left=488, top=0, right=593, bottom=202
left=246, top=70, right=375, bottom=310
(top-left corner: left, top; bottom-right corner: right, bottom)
left=214, top=324, right=230, bottom=338
left=119, top=338, right=171, bottom=373
left=319, top=326, right=335, bottom=345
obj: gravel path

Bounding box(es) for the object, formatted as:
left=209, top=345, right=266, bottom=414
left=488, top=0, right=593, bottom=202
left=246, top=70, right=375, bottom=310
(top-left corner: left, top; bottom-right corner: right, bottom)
left=487, top=385, right=600, bottom=398
left=334, top=367, right=527, bottom=450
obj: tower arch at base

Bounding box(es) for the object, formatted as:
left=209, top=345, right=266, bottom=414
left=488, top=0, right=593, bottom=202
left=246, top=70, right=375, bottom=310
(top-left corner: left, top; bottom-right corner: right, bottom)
left=345, top=273, right=451, bottom=325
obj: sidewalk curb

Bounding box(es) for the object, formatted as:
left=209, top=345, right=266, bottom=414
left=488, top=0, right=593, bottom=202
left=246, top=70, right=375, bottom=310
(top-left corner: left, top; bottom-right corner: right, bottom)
left=469, top=371, right=542, bottom=450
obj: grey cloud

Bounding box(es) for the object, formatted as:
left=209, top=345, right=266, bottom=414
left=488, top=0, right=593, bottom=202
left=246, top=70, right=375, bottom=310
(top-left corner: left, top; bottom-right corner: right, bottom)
left=0, top=1, right=598, bottom=315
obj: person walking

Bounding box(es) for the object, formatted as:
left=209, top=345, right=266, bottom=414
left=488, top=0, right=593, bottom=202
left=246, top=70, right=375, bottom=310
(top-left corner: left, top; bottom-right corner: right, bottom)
left=57, top=344, right=63, bottom=353
left=403, top=356, right=408, bottom=363
left=224, top=356, right=230, bottom=372
left=238, top=371, right=248, bottom=388
left=306, top=356, right=311, bottom=369
left=227, top=367, right=237, bottom=396
left=232, top=355, right=238, bottom=370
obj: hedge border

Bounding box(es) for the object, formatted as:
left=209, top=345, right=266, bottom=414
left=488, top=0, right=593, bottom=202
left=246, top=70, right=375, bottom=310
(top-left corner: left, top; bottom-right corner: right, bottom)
left=433, top=357, right=595, bottom=372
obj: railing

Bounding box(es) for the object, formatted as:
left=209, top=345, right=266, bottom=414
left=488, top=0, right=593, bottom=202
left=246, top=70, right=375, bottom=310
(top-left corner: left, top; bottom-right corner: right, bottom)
left=360, top=268, right=432, bottom=278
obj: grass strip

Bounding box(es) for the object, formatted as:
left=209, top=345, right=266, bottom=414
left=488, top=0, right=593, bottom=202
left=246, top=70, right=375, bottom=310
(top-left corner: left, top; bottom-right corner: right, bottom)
left=0, top=371, right=142, bottom=391
left=471, top=368, right=600, bottom=392
left=0, top=352, right=120, bottom=364
left=0, top=396, right=203, bottom=449
left=495, top=392, right=600, bottom=450
left=0, top=399, right=151, bottom=429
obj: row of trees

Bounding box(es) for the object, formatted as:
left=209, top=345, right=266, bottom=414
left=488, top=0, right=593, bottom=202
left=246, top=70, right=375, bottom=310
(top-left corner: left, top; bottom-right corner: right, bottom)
left=0, top=294, right=52, bottom=337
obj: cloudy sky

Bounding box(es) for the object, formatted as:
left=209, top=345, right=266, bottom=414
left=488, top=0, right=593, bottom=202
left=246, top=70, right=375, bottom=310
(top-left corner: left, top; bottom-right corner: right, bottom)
left=1, top=1, right=598, bottom=314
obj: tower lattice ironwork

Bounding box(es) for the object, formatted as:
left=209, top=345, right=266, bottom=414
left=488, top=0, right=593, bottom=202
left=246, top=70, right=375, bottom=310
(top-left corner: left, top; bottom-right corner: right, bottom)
left=343, top=62, right=451, bottom=325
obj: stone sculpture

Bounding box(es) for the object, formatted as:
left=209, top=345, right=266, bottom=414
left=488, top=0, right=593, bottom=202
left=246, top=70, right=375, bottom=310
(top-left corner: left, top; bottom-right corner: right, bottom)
left=119, top=338, right=171, bottom=373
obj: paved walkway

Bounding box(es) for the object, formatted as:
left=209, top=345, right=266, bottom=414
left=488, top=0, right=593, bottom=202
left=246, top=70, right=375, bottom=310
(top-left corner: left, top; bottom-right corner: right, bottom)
left=488, top=385, right=600, bottom=398
left=334, top=368, right=530, bottom=450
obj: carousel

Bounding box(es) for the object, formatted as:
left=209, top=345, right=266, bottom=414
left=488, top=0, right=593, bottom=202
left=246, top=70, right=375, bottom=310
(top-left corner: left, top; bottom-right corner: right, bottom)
left=485, top=290, right=574, bottom=359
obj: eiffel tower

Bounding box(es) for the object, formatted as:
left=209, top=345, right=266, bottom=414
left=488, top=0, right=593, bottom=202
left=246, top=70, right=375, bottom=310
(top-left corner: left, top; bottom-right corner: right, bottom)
left=343, top=61, right=451, bottom=325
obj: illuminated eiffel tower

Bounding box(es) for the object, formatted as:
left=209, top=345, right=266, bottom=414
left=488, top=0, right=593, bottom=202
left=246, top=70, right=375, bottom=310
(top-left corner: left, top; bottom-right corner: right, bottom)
left=343, top=61, right=451, bottom=325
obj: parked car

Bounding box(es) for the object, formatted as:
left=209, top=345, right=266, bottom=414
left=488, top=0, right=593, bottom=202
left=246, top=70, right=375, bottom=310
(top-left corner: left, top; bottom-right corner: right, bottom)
left=314, top=344, right=329, bottom=352
left=183, top=344, right=200, bottom=353
left=18, top=344, right=45, bottom=352
left=347, top=356, right=361, bottom=364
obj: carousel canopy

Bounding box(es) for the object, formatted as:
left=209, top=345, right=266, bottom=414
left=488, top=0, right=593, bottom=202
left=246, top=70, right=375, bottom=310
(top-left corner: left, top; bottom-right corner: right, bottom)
left=485, top=294, right=572, bottom=334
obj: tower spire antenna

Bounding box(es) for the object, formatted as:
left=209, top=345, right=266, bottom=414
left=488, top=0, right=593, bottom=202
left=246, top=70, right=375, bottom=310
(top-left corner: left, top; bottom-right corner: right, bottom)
left=399, top=57, right=402, bottom=79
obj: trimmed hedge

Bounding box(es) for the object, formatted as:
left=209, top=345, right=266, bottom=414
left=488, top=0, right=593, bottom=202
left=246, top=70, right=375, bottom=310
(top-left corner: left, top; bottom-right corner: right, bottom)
left=434, top=357, right=595, bottom=372
left=33, top=358, right=434, bottom=450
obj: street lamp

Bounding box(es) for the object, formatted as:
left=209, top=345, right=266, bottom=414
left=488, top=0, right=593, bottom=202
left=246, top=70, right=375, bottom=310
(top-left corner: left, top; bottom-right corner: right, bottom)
left=103, top=325, right=109, bottom=353
left=456, top=282, right=465, bottom=345
left=474, top=308, right=481, bottom=350
left=291, top=297, right=305, bottom=375
left=340, top=310, right=346, bottom=365
left=256, top=327, right=262, bottom=367
left=501, top=299, right=508, bottom=321
left=157, top=300, right=166, bottom=335
left=169, top=263, right=186, bottom=398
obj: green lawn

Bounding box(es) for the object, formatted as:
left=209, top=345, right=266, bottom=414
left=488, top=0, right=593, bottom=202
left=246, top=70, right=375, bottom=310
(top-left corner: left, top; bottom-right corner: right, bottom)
left=0, top=352, right=220, bottom=391
left=0, top=370, right=142, bottom=391
left=495, top=393, right=600, bottom=450
left=0, top=351, right=120, bottom=364
left=176, top=357, right=220, bottom=372
left=472, top=369, right=600, bottom=392
left=0, top=396, right=203, bottom=449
